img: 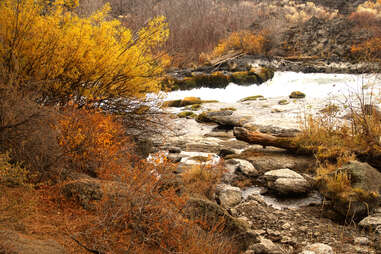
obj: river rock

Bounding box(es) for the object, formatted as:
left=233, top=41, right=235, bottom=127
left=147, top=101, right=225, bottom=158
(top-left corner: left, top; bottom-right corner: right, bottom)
left=164, top=97, right=202, bottom=107
left=249, top=237, right=282, bottom=254
left=302, top=243, right=334, bottom=254
left=185, top=198, right=258, bottom=251
left=324, top=161, right=381, bottom=218
left=197, top=110, right=250, bottom=128
left=235, top=149, right=315, bottom=173
left=0, top=230, right=66, bottom=254
left=225, top=159, right=258, bottom=177
left=359, top=214, right=381, bottom=231
left=216, top=184, right=242, bottom=208
left=263, top=168, right=311, bottom=196
left=61, top=177, right=103, bottom=210
left=289, top=91, right=306, bottom=99
left=354, top=237, right=370, bottom=246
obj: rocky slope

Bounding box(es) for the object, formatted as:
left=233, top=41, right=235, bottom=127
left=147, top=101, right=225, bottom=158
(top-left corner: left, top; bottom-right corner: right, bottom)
left=153, top=84, right=381, bottom=253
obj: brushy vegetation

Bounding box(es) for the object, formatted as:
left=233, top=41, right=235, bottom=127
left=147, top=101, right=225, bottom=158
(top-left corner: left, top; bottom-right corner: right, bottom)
left=349, top=0, right=381, bottom=61
left=0, top=0, right=169, bottom=104
left=200, top=30, right=269, bottom=62
left=294, top=91, right=381, bottom=206
left=0, top=0, right=239, bottom=253
left=182, top=161, right=226, bottom=200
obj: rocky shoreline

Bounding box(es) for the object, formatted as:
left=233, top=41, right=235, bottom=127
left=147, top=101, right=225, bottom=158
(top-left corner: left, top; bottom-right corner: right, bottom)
left=151, top=74, right=381, bottom=253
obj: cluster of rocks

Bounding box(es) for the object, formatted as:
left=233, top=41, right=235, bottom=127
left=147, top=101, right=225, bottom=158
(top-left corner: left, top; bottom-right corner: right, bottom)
left=283, top=17, right=371, bottom=62
left=155, top=87, right=381, bottom=253
left=295, top=0, right=367, bottom=15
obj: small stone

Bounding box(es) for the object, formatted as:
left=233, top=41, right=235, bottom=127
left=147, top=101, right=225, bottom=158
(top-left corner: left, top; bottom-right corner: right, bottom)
left=354, top=237, right=370, bottom=246
left=303, top=243, right=333, bottom=254
left=271, top=108, right=284, bottom=113
left=254, top=229, right=266, bottom=235
left=359, top=215, right=381, bottom=230
left=289, top=91, right=306, bottom=99
left=250, top=237, right=281, bottom=254
left=225, top=159, right=258, bottom=177
left=168, top=147, right=181, bottom=153
left=299, top=226, right=308, bottom=232
left=282, top=222, right=291, bottom=230
left=229, top=208, right=238, bottom=216
left=278, top=99, right=290, bottom=105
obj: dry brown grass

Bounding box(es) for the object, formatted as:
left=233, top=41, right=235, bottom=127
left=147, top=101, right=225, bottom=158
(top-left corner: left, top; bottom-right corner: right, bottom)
left=295, top=89, right=381, bottom=204
left=182, top=160, right=226, bottom=200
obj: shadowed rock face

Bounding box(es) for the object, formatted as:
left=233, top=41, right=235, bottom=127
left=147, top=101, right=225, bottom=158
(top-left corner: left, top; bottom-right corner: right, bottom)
left=284, top=16, right=372, bottom=63
left=0, top=230, right=66, bottom=254
left=296, top=0, right=367, bottom=14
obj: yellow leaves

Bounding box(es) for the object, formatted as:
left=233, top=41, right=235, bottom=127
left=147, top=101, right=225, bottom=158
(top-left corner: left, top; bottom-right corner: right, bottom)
left=55, top=107, right=130, bottom=176
left=201, top=30, right=268, bottom=62
left=0, top=0, right=169, bottom=103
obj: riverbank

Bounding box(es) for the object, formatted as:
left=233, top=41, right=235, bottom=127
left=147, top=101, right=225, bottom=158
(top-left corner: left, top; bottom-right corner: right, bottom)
left=152, top=70, right=381, bottom=253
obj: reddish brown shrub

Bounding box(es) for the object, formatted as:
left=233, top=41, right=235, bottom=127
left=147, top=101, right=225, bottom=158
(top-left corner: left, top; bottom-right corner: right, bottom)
left=55, top=105, right=133, bottom=178
left=0, top=85, right=64, bottom=183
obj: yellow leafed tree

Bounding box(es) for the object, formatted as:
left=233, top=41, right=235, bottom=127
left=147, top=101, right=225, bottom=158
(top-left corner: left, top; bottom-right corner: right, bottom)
left=0, top=0, right=169, bottom=103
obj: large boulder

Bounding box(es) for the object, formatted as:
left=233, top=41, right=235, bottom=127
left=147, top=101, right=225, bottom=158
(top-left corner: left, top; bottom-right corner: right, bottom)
left=263, top=168, right=311, bottom=196
left=321, top=161, right=381, bottom=218
left=232, top=148, right=315, bottom=173
left=61, top=177, right=103, bottom=210
left=216, top=184, right=242, bottom=208
left=197, top=110, right=250, bottom=128
left=0, top=230, right=66, bottom=254
left=185, top=198, right=258, bottom=251
left=225, top=159, right=258, bottom=177
left=338, top=161, right=381, bottom=193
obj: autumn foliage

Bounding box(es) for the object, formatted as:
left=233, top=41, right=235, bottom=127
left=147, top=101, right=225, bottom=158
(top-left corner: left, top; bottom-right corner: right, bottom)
left=201, top=30, right=269, bottom=62
left=56, top=106, right=132, bottom=177
left=0, top=0, right=169, bottom=104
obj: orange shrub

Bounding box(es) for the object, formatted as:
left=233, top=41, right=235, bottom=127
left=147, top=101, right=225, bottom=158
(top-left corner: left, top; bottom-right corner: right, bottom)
left=182, top=161, right=225, bottom=199
left=56, top=106, right=133, bottom=177
left=201, top=30, right=269, bottom=62
left=58, top=154, right=237, bottom=253
left=351, top=37, right=381, bottom=61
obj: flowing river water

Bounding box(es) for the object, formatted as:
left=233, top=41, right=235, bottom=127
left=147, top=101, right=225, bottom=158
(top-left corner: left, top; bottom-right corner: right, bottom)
left=165, top=71, right=381, bottom=103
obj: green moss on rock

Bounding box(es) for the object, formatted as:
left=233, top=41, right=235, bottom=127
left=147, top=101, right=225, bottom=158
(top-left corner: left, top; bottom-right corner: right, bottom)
left=240, top=95, right=264, bottom=102
left=177, top=111, right=196, bottom=118
left=229, top=71, right=258, bottom=85
left=289, top=91, right=306, bottom=99
left=220, top=107, right=237, bottom=111
left=278, top=99, right=290, bottom=105
left=164, top=97, right=202, bottom=107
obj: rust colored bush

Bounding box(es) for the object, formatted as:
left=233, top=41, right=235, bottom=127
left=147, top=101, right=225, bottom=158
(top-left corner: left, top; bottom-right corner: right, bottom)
left=182, top=161, right=226, bottom=200
left=351, top=37, right=381, bottom=61
left=56, top=106, right=133, bottom=178
left=58, top=154, right=237, bottom=253
left=201, top=30, right=269, bottom=62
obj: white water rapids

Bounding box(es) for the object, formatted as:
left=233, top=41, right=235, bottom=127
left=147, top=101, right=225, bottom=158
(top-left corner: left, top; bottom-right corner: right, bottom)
left=164, top=71, right=381, bottom=103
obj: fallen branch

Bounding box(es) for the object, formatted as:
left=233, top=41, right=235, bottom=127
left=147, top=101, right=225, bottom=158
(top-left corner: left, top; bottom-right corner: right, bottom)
left=233, top=127, right=381, bottom=169
left=233, top=127, right=304, bottom=153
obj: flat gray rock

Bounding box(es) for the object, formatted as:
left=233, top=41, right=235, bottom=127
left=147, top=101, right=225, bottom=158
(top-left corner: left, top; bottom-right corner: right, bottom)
left=264, top=169, right=311, bottom=196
